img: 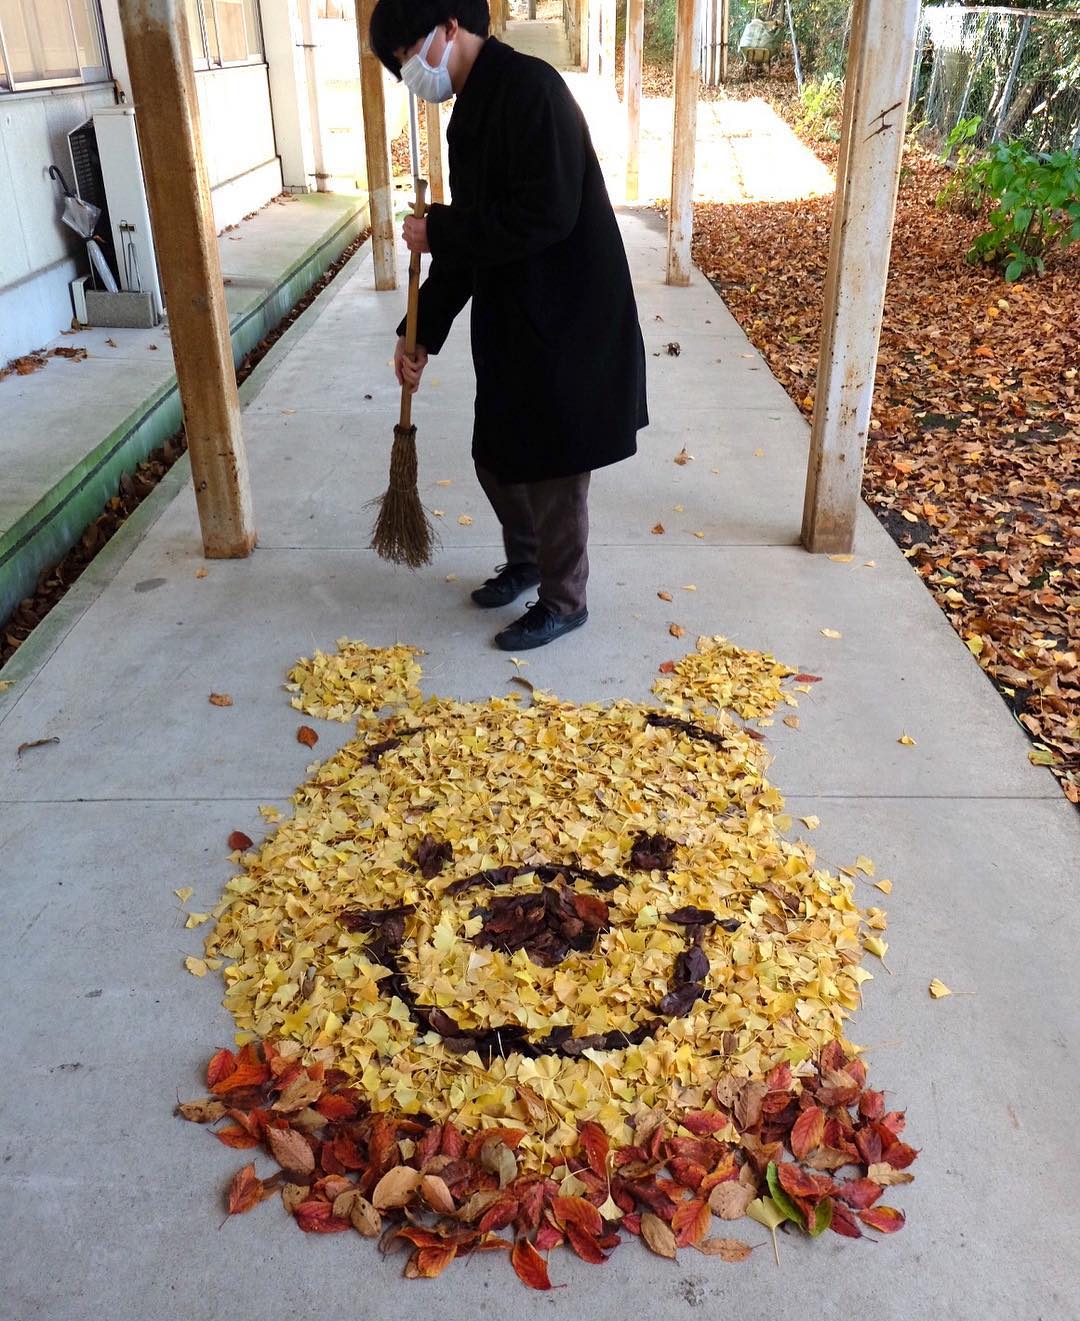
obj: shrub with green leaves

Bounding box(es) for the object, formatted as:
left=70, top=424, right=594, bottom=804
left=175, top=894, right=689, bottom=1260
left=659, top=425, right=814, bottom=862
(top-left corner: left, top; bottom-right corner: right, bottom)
left=961, top=140, right=1080, bottom=281
left=797, top=73, right=843, bottom=141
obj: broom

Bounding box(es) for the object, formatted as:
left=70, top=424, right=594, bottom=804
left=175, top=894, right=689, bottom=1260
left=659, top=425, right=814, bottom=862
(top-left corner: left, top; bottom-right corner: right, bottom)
left=370, top=92, right=436, bottom=568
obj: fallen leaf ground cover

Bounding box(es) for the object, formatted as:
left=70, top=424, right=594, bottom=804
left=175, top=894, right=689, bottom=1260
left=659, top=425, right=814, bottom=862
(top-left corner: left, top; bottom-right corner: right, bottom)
left=178, top=641, right=915, bottom=1285
left=680, top=81, right=1079, bottom=801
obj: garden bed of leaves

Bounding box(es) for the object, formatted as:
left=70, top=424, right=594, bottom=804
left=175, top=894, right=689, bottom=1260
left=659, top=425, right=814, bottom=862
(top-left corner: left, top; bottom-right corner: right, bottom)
left=681, top=85, right=1078, bottom=801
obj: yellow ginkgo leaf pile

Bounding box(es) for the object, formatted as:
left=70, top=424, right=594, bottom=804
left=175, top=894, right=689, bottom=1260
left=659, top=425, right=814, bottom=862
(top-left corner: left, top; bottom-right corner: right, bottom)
left=285, top=638, right=422, bottom=722
left=203, top=640, right=882, bottom=1175
left=651, top=634, right=798, bottom=719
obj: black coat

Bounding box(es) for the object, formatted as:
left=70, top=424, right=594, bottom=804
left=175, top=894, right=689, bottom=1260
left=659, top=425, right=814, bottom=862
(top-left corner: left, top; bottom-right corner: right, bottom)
left=401, top=37, right=648, bottom=484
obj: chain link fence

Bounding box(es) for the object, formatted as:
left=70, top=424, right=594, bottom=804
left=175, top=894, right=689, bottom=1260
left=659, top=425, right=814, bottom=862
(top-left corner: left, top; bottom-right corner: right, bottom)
left=912, top=6, right=1080, bottom=154
left=688, top=2, right=1080, bottom=154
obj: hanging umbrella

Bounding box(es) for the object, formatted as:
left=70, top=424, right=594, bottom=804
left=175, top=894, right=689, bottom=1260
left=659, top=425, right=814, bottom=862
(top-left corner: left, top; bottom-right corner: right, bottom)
left=48, top=164, right=118, bottom=292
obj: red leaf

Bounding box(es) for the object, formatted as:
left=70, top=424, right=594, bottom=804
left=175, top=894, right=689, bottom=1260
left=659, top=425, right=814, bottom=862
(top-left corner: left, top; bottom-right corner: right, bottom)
left=855, top=1127, right=883, bottom=1166
left=793, top=673, right=822, bottom=683
left=511, top=1238, right=552, bottom=1290
left=790, top=1106, right=826, bottom=1160
left=882, top=1140, right=919, bottom=1170
left=837, top=1178, right=884, bottom=1210
left=440, top=1121, right=465, bottom=1159
left=414, top=1244, right=457, bottom=1278
left=621, top=1213, right=642, bottom=1236
left=880, top=1111, right=907, bottom=1139
left=859, top=1206, right=906, bottom=1234
left=681, top=1111, right=728, bottom=1137
left=294, top=1200, right=352, bottom=1233
left=227, top=1163, right=266, bottom=1215
left=478, top=1197, right=520, bottom=1234
left=513, top=1180, right=546, bottom=1235
left=552, top=1196, right=602, bottom=1237
left=206, top=1048, right=236, bottom=1089
left=658, top=660, right=676, bottom=673
left=829, top=1200, right=863, bottom=1238
left=534, top=1222, right=565, bottom=1252
left=844, top=1057, right=868, bottom=1089
left=776, top=1161, right=835, bottom=1203
left=672, top=1198, right=711, bottom=1247
left=859, top=1089, right=886, bottom=1121
left=579, top=1121, right=610, bottom=1178
left=666, top=1136, right=719, bottom=1166
left=215, top=1124, right=260, bottom=1149
left=228, top=831, right=253, bottom=851
left=211, top=1061, right=270, bottom=1096
left=315, top=1092, right=358, bottom=1122
left=296, top=725, right=319, bottom=748
left=331, top=1134, right=365, bottom=1171
left=566, top=1223, right=607, bottom=1264
left=467, top=1126, right=525, bottom=1160
left=765, top=1061, right=792, bottom=1092
left=668, top=1157, right=707, bottom=1190
left=819, top=1041, right=848, bottom=1073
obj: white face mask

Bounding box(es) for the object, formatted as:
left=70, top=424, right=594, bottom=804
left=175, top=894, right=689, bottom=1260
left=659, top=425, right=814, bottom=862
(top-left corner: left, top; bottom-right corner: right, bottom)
left=401, top=27, right=455, bottom=103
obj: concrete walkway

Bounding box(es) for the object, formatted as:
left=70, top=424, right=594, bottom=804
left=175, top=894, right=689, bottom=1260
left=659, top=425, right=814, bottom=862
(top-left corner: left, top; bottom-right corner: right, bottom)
left=0, top=191, right=367, bottom=625
left=1, top=51, right=1078, bottom=1321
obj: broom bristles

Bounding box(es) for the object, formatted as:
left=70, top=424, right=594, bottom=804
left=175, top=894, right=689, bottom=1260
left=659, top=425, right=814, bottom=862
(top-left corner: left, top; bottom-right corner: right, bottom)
left=369, top=424, right=436, bottom=569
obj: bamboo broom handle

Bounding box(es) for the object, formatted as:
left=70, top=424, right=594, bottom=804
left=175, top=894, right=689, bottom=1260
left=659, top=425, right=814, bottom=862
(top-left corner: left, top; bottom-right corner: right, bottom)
left=400, top=179, right=429, bottom=431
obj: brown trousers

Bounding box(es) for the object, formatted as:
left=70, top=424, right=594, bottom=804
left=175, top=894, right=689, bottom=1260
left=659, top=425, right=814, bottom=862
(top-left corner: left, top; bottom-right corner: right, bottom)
left=474, top=463, right=591, bottom=615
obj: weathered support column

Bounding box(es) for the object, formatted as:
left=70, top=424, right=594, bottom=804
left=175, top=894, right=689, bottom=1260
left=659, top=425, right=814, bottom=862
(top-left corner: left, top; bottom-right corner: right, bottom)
left=577, top=0, right=588, bottom=70
left=425, top=99, right=446, bottom=204
left=601, top=0, right=617, bottom=90
left=801, top=0, right=920, bottom=553
left=116, top=0, right=254, bottom=557
left=356, top=0, right=396, bottom=291
left=720, top=0, right=730, bottom=81
left=666, top=0, right=701, bottom=286
left=626, top=0, right=644, bottom=201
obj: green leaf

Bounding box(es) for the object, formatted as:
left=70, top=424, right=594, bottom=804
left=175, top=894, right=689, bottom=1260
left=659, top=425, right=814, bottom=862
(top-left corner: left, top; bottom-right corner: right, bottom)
left=1004, top=257, right=1026, bottom=282
left=809, top=1198, right=834, bottom=1238
left=765, top=1161, right=806, bottom=1230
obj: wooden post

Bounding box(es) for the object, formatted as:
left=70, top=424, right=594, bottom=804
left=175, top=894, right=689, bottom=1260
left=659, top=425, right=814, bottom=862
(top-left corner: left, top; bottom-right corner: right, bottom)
left=720, top=0, right=729, bottom=82
left=116, top=0, right=254, bottom=557
left=588, top=0, right=600, bottom=76
left=801, top=0, right=920, bottom=553
left=425, top=100, right=446, bottom=204
left=626, top=0, right=644, bottom=201
left=529, top=0, right=537, bottom=18
left=356, top=0, right=396, bottom=291
left=577, top=0, right=588, bottom=70
left=601, top=0, right=617, bottom=90
left=666, top=0, right=701, bottom=286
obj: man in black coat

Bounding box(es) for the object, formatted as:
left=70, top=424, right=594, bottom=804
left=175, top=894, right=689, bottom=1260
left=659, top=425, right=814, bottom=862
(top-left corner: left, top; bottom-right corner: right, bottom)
left=370, top=0, right=648, bottom=650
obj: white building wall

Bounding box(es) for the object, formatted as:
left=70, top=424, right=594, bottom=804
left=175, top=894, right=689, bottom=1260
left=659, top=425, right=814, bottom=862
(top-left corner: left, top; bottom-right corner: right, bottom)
left=0, top=83, right=117, bottom=363
left=0, top=2, right=284, bottom=363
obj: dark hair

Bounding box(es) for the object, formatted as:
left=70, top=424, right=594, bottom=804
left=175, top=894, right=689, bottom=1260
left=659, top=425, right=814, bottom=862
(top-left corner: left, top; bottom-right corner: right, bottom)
left=369, top=0, right=490, bottom=78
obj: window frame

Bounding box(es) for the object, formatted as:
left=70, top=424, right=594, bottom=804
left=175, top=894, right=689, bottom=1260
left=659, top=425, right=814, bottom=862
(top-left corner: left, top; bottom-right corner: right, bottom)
left=0, top=0, right=110, bottom=94
left=188, top=0, right=265, bottom=71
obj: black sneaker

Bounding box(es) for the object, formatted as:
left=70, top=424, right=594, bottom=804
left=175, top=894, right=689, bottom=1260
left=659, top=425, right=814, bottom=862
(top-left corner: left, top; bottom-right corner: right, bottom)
left=494, top=600, right=588, bottom=651
left=471, top=562, right=541, bottom=609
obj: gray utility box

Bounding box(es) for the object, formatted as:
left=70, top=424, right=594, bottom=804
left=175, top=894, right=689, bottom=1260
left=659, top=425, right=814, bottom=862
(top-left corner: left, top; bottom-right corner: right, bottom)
left=85, top=288, right=160, bottom=329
